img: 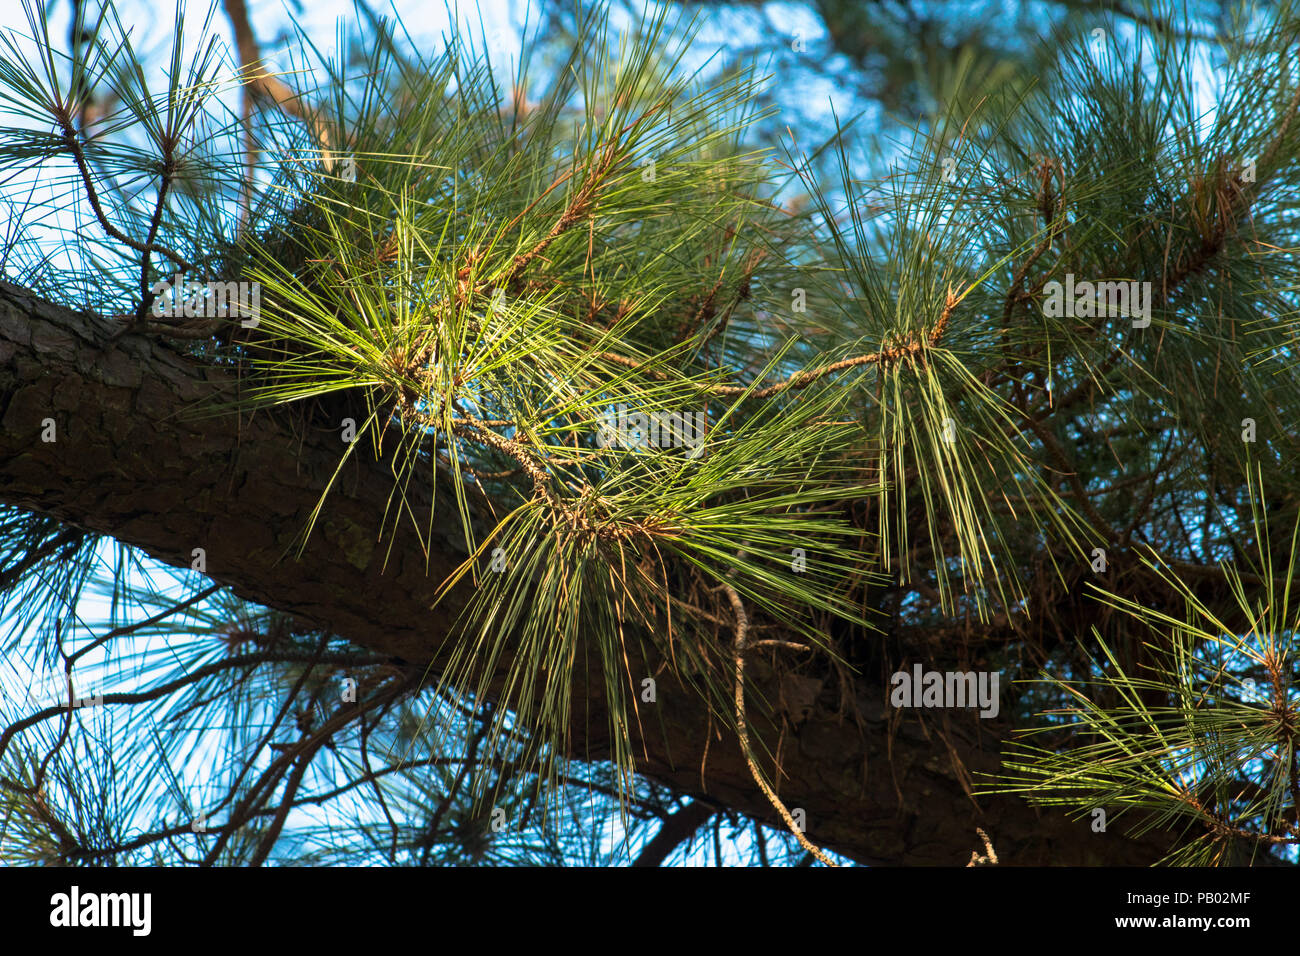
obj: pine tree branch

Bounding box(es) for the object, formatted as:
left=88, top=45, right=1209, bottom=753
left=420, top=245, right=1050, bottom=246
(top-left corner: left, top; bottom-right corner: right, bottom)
left=0, top=279, right=1182, bottom=865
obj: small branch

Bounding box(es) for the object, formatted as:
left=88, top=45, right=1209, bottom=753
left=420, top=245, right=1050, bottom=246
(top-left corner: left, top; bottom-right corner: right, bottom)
left=55, top=118, right=193, bottom=271
left=597, top=285, right=958, bottom=402
left=713, top=287, right=957, bottom=400
left=133, top=151, right=177, bottom=325
left=504, top=143, right=620, bottom=287
left=69, top=583, right=222, bottom=665
left=222, top=0, right=337, bottom=171
left=725, top=581, right=838, bottom=866
left=1181, top=792, right=1300, bottom=847
left=631, top=799, right=716, bottom=866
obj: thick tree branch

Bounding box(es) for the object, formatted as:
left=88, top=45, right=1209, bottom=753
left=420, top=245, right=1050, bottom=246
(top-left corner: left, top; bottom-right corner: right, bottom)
left=630, top=799, right=716, bottom=866
left=0, top=280, right=1179, bottom=864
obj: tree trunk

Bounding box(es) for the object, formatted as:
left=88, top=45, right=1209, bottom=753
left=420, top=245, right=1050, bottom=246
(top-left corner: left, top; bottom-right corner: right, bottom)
left=0, top=280, right=1175, bottom=864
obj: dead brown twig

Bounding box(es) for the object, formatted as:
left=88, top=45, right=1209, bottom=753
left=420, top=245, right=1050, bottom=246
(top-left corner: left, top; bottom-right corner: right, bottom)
left=724, top=580, right=839, bottom=866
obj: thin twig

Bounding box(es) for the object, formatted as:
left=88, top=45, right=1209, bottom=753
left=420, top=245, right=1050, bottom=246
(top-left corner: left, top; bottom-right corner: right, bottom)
left=966, top=826, right=998, bottom=865
left=724, top=580, right=838, bottom=866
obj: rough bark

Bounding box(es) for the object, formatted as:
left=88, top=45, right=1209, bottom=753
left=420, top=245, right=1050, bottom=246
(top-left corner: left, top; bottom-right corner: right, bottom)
left=0, top=280, right=1176, bottom=864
